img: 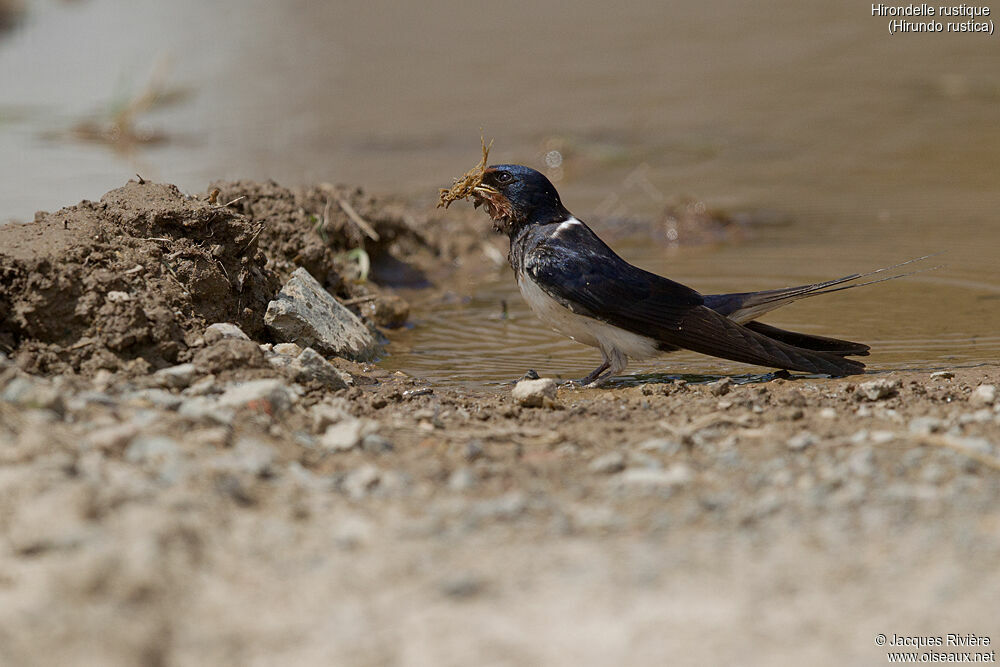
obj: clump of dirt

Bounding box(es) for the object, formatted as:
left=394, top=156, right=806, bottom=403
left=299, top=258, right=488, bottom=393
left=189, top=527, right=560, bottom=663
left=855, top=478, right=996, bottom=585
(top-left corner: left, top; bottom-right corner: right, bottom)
left=0, top=177, right=451, bottom=374
left=0, top=181, right=280, bottom=374
left=210, top=180, right=437, bottom=293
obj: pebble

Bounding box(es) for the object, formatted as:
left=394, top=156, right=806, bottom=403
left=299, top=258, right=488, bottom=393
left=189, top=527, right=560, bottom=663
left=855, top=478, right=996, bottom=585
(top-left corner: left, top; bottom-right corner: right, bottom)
left=204, top=322, right=251, bottom=343
left=211, top=438, right=277, bottom=477
left=930, top=370, right=955, bottom=380
left=970, top=384, right=997, bottom=408
left=1, top=376, right=65, bottom=416
left=618, top=464, right=694, bottom=490
left=448, top=466, right=477, bottom=491
left=707, top=377, right=732, bottom=397
left=343, top=465, right=381, bottom=499
left=311, top=399, right=353, bottom=432
left=511, top=378, right=558, bottom=408
left=178, top=396, right=235, bottom=425
left=319, top=417, right=372, bottom=452
left=289, top=347, right=351, bottom=389
left=858, top=378, right=900, bottom=401
left=635, top=437, right=681, bottom=455
left=216, top=379, right=299, bottom=414
left=589, top=452, right=626, bottom=474
left=264, top=267, right=380, bottom=361
left=273, top=343, right=303, bottom=356
left=787, top=431, right=817, bottom=451
left=152, top=362, right=199, bottom=390
left=909, top=416, right=944, bottom=435
left=121, top=388, right=183, bottom=411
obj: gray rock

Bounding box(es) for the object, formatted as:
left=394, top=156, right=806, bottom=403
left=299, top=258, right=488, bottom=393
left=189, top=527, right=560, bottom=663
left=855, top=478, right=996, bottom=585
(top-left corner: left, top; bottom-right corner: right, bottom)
left=909, top=416, right=944, bottom=435
left=1, top=376, right=65, bottom=416
left=122, top=388, right=183, bottom=410
left=343, top=465, right=382, bottom=499
left=204, top=322, right=251, bottom=343
left=152, top=362, right=199, bottom=390
left=707, top=377, right=732, bottom=396
left=217, top=379, right=299, bottom=414
left=264, top=267, right=379, bottom=361
left=511, top=377, right=558, bottom=408
left=930, top=370, right=955, bottom=380
left=178, top=396, right=235, bottom=425
left=787, top=431, right=817, bottom=451
left=970, top=384, right=997, bottom=408
left=124, top=435, right=186, bottom=484
left=635, top=437, right=682, bottom=455
left=858, top=378, right=900, bottom=401
left=289, top=347, right=351, bottom=389
left=361, top=434, right=394, bottom=454
left=319, top=417, right=374, bottom=452
left=618, top=464, right=694, bottom=490
left=448, top=466, right=477, bottom=491
left=211, top=438, right=277, bottom=477
left=589, top=452, right=626, bottom=474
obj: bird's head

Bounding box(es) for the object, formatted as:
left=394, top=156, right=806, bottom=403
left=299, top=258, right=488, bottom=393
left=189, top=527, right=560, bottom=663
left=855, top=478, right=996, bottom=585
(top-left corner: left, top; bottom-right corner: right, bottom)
left=473, top=164, right=569, bottom=234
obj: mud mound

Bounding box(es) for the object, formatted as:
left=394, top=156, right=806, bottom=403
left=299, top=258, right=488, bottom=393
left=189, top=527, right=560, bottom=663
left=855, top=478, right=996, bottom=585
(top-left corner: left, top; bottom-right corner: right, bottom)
left=211, top=180, right=436, bottom=291
left=0, top=180, right=279, bottom=374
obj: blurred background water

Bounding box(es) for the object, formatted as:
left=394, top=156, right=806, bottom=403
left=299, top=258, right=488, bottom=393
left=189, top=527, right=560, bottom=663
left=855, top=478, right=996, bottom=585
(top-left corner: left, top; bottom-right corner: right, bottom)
left=2, top=0, right=998, bottom=385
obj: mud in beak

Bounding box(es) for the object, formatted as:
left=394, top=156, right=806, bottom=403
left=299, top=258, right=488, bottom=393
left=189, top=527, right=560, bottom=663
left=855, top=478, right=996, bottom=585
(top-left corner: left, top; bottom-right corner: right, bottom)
left=472, top=183, right=499, bottom=209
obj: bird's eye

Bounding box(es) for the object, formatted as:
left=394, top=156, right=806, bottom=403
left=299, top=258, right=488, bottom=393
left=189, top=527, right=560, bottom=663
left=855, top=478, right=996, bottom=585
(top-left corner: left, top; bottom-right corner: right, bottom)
left=496, top=171, right=513, bottom=184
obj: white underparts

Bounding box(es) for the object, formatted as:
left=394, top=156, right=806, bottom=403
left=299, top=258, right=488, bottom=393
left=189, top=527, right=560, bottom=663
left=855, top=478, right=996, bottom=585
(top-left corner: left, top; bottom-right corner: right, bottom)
left=517, top=272, right=659, bottom=375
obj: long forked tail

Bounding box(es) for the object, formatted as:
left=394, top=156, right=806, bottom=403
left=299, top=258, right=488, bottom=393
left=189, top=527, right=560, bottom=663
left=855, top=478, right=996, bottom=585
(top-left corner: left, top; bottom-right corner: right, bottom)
left=703, top=255, right=938, bottom=324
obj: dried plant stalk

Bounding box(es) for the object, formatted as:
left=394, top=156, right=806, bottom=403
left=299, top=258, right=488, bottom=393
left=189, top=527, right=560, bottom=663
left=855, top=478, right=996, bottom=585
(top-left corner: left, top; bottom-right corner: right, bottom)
left=437, top=135, right=493, bottom=208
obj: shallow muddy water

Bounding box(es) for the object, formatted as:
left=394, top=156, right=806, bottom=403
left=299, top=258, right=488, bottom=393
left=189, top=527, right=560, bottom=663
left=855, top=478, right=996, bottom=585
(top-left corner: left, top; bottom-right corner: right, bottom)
left=2, top=0, right=998, bottom=385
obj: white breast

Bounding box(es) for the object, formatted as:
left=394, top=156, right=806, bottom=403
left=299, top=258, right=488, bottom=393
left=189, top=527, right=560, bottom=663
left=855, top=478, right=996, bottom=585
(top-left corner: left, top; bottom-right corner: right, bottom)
left=517, top=273, right=660, bottom=361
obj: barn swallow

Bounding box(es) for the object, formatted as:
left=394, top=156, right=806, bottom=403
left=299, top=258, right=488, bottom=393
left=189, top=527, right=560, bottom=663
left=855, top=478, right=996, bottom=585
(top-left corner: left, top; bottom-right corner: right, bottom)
left=470, top=164, right=920, bottom=385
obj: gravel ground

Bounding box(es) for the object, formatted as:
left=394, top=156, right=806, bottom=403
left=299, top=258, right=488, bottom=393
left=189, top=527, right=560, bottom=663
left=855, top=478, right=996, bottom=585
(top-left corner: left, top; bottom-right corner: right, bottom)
left=1, top=180, right=997, bottom=666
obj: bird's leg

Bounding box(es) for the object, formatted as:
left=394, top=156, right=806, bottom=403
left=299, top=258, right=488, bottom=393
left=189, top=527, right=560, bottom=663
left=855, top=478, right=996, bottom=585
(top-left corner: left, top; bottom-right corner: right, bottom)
left=576, top=360, right=610, bottom=387
left=576, top=348, right=629, bottom=387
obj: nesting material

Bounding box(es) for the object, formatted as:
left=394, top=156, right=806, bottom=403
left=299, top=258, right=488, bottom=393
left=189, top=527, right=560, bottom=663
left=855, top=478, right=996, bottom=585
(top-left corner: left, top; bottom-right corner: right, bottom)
left=437, top=136, right=493, bottom=209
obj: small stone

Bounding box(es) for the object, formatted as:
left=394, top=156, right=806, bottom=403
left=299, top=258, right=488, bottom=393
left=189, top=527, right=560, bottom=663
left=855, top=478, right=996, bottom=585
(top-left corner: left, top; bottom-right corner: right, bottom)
left=311, top=399, right=353, bottom=433
left=858, top=378, right=900, bottom=401
left=121, top=388, right=183, bottom=410
left=448, top=466, right=477, bottom=491
left=619, top=464, right=694, bottom=490
left=343, top=465, right=381, bottom=499
left=264, top=267, right=380, bottom=361
left=85, top=423, right=140, bottom=453
left=105, top=290, right=131, bottom=303
left=707, top=377, right=732, bottom=396
left=204, top=322, right=250, bottom=343
left=930, top=371, right=954, bottom=380
left=589, top=452, right=626, bottom=474
left=211, top=438, right=276, bottom=477
left=217, top=379, right=298, bottom=414
left=361, top=434, right=394, bottom=454
left=178, top=396, right=235, bottom=425
left=273, top=343, right=303, bottom=356
left=818, top=407, right=837, bottom=419
left=2, top=376, right=66, bottom=416
left=787, top=431, right=817, bottom=451
left=635, top=438, right=681, bottom=455
left=289, top=347, right=351, bottom=390
left=152, top=362, right=199, bottom=389
left=969, top=384, right=997, bottom=408
left=511, top=377, right=558, bottom=408
left=184, top=374, right=217, bottom=396
left=125, top=435, right=181, bottom=465
left=319, top=417, right=373, bottom=452
left=909, top=416, right=945, bottom=435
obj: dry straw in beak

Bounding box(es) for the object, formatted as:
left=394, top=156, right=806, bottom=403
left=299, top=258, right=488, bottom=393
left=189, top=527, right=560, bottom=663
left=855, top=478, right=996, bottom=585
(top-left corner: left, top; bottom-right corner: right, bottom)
left=437, top=135, right=494, bottom=209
